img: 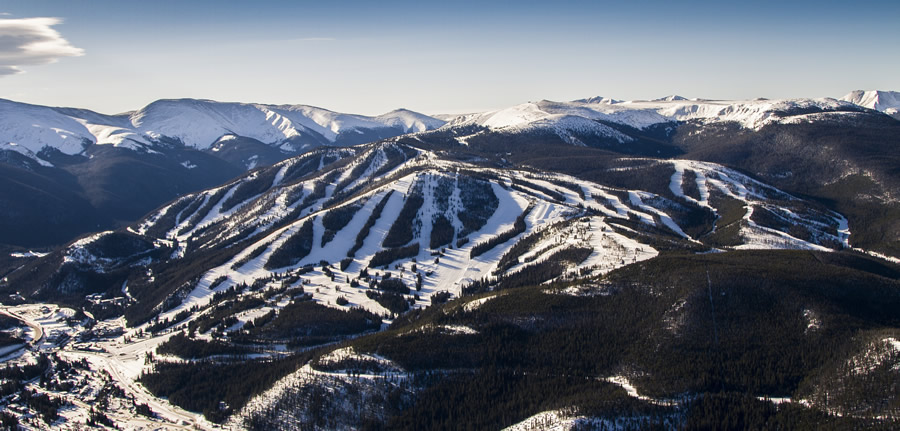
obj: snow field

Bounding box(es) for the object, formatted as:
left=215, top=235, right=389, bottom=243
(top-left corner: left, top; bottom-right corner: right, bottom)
left=450, top=96, right=861, bottom=137
left=149, top=151, right=852, bottom=330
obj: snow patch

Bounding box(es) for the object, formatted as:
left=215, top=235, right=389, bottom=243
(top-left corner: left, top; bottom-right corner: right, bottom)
left=463, top=295, right=495, bottom=312
left=502, top=409, right=580, bottom=431
left=0, top=142, right=54, bottom=166
left=10, top=250, right=49, bottom=258
left=451, top=97, right=860, bottom=134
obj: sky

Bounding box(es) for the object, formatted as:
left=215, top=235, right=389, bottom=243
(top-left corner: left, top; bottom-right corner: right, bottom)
left=0, top=0, right=898, bottom=116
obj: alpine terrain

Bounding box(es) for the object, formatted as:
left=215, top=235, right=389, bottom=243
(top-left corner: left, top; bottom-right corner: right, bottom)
left=0, top=98, right=443, bottom=250
left=0, top=91, right=898, bottom=430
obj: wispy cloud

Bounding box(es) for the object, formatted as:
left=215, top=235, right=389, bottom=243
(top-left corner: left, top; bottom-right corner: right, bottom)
left=0, top=17, right=84, bottom=76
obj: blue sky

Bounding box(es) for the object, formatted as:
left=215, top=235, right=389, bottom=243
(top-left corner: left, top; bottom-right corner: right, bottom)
left=0, top=0, right=898, bottom=115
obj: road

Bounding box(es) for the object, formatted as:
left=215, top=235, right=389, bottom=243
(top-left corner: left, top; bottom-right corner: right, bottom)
left=64, top=349, right=216, bottom=431
left=0, top=307, right=44, bottom=361
left=2, top=303, right=216, bottom=430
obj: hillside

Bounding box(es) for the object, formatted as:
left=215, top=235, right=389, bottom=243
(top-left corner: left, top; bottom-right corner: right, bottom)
left=0, top=98, right=444, bottom=249
left=842, top=90, right=900, bottom=120
left=1, top=93, right=899, bottom=430
left=2, top=141, right=851, bottom=318
left=148, top=250, right=900, bottom=430
left=409, top=95, right=900, bottom=258
left=0, top=98, right=444, bottom=159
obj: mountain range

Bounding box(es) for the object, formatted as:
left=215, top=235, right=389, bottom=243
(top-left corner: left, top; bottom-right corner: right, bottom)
left=0, top=89, right=899, bottom=430
left=0, top=99, right=444, bottom=249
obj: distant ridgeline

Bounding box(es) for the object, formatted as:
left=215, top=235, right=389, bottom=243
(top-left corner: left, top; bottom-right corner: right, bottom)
left=0, top=91, right=899, bottom=429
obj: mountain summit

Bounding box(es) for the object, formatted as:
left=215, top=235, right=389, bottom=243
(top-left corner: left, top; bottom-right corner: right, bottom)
left=0, top=98, right=444, bottom=159
left=841, top=90, right=900, bottom=119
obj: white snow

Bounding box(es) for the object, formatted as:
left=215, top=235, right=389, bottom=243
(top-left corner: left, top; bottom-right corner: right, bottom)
left=605, top=376, right=679, bottom=407
left=463, top=295, right=496, bottom=312
left=317, top=347, right=401, bottom=371
left=449, top=96, right=861, bottom=136
left=375, top=108, right=445, bottom=133
left=848, top=337, right=900, bottom=375
left=1, top=142, right=874, bottom=427
left=130, top=99, right=445, bottom=149
left=0, top=99, right=98, bottom=155
left=758, top=396, right=795, bottom=405
left=866, top=250, right=900, bottom=264
left=502, top=409, right=581, bottom=431
left=841, top=90, right=900, bottom=115
left=629, top=191, right=691, bottom=238
left=233, top=350, right=408, bottom=428
left=140, top=150, right=853, bottom=322
left=668, top=160, right=711, bottom=208
left=802, top=309, right=822, bottom=331
left=416, top=324, right=479, bottom=335
left=503, top=409, right=669, bottom=431
left=0, top=97, right=445, bottom=156
left=0, top=142, right=54, bottom=166
left=62, top=231, right=121, bottom=270
left=10, top=250, right=49, bottom=258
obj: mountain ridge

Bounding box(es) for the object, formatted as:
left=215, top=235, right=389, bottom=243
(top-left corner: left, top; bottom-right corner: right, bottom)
left=2, top=91, right=900, bottom=429
left=0, top=97, right=445, bottom=161
left=841, top=90, right=900, bottom=120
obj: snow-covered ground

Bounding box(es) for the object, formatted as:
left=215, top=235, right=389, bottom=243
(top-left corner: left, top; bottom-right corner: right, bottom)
left=842, top=90, right=900, bottom=118
left=2, top=141, right=870, bottom=428
left=502, top=409, right=582, bottom=431
left=0, top=304, right=217, bottom=430
left=0, top=97, right=445, bottom=158
left=3, top=91, right=885, bottom=163
left=446, top=96, right=860, bottom=133
left=124, top=147, right=851, bottom=332
left=231, top=347, right=410, bottom=429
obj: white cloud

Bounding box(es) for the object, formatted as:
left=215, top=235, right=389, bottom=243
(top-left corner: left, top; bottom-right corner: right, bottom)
left=0, top=17, right=84, bottom=76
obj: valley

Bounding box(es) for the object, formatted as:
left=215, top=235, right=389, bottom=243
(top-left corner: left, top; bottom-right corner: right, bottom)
left=0, top=92, right=898, bottom=430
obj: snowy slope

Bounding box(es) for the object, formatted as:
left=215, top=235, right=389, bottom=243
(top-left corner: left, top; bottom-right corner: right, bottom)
left=5, top=140, right=867, bottom=428
left=842, top=90, right=900, bottom=119
left=375, top=108, right=446, bottom=133
left=0, top=98, right=101, bottom=155
left=0, top=98, right=445, bottom=156
left=449, top=96, right=862, bottom=132
left=89, top=143, right=846, bottom=329
left=1, top=93, right=875, bottom=159
left=0, top=142, right=54, bottom=166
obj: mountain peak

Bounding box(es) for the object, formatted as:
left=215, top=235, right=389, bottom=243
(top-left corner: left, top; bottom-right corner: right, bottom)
left=652, top=95, right=688, bottom=102
left=0, top=97, right=445, bottom=155
left=375, top=108, right=446, bottom=133
left=573, top=96, right=621, bottom=104
left=841, top=90, right=900, bottom=119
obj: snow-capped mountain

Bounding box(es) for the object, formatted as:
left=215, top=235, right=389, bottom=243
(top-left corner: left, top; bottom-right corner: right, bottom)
left=0, top=99, right=444, bottom=248
left=0, top=98, right=444, bottom=160
left=410, top=95, right=900, bottom=260
left=433, top=96, right=870, bottom=150
left=7, top=141, right=852, bottom=317
left=3, top=97, right=900, bottom=430
left=842, top=90, right=900, bottom=120
left=3, top=91, right=898, bottom=255
left=445, top=96, right=862, bottom=132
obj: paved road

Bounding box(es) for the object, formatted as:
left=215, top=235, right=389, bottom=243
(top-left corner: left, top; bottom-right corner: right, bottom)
left=0, top=308, right=44, bottom=360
